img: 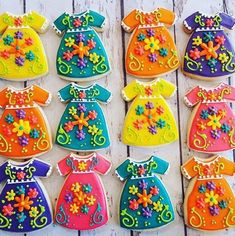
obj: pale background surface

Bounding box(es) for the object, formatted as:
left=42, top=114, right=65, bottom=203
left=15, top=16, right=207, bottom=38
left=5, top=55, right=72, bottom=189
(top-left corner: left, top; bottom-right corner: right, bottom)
left=0, top=0, right=234, bottom=236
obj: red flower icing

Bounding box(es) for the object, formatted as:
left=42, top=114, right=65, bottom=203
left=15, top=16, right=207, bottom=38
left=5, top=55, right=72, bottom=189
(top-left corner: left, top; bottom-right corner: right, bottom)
left=205, top=18, right=214, bottom=27
left=216, top=186, right=225, bottom=196
left=215, top=35, right=225, bottom=45
left=145, top=86, right=153, bottom=96
left=64, top=121, right=74, bottom=132
left=133, top=119, right=144, bottom=130
left=129, top=199, right=139, bottom=210
left=134, top=44, right=144, bottom=56
left=73, top=18, right=82, bottom=28
left=150, top=186, right=159, bottom=195
left=0, top=50, right=10, bottom=59
left=14, top=17, right=23, bottom=26
left=156, top=106, right=164, bottom=115
left=79, top=91, right=86, bottom=99
left=63, top=50, right=73, bottom=61
left=156, top=34, right=167, bottom=44
left=138, top=166, right=145, bottom=176
left=145, top=15, right=154, bottom=24
left=28, top=188, right=38, bottom=198
left=196, top=197, right=206, bottom=209
left=25, top=37, right=33, bottom=46
left=88, top=110, right=97, bottom=120
left=189, top=48, right=201, bottom=60
left=17, top=171, right=26, bottom=180
left=87, top=39, right=96, bottom=49
left=2, top=126, right=12, bottom=136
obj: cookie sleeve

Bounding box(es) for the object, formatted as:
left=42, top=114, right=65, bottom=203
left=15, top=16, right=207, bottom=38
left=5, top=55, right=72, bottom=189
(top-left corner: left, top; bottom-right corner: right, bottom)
left=0, top=162, right=8, bottom=182
left=33, top=85, right=52, bottom=106
left=121, top=80, right=138, bottom=102
left=32, top=159, right=52, bottom=178
left=57, top=83, right=72, bottom=102
left=57, top=155, right=73, bottom=176
left=28, top=11, right=49, bottom=33
left=151, top=156, right=169, bottom=175
left=115, top=159, right=131, bottom=181
left=52, top=12, right=69, bottom=35
left=88, top=10, right=106, bottom=29
left=219, top=12, right=235, bottom=29
left=181, top=157, right=197, bottom=180
left=93, top=84, right=112, bottom=103
left=158, top=78, right=176, bottom=98
left=0, top=13, right=8, bottom=34
left=219, top=157, right=235, bottom=176
left=94, top=153, right=111, bottom=175
left=183, top=11, right=200, bottom=32
left=184, top=86, right=200, bottom=107
left=121, top=9, right=140, bottom=32
left=222, top=84, right=235, bottom=101
left=158, top=8, right=176, bottom=26
left=0, top=87, right=9, bottom=108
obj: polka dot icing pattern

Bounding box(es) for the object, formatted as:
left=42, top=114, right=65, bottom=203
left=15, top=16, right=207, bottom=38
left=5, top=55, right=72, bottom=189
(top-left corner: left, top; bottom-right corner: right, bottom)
left=122, top=79, right=178, bottom=147
left=0, top=85, right=52, bottom=159
left=0, top=11, right=49, bottom=81
left=53, top=11, right=111, bottom=81
left=0, top=158, right=52, bottom=233
left=181, top=155, right=235, bottom=231
left=183, top=11, right=235, bottom=80
left=55, top=152, right=111, bottom=230
left=115, top=156, right=174, bottom=230
left=184, top=83, right=235, bottom=153
left=55, top=83, right=111, bottom=151
left=122, top=8, right=180, bottom=78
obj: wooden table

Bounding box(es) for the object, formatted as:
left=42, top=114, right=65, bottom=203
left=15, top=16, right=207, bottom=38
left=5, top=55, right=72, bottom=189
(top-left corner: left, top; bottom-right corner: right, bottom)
left=0, top=0, right=235, bottom=235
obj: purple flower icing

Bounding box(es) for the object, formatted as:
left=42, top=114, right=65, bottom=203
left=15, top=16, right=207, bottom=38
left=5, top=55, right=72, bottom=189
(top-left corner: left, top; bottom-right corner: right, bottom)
left=77, top=58, right=87, bottom=69
left=15, top=57, right=25, bottom=66
left=208, top=106, right=218, bottom=115
left=145, top=102, right=154, bottom=109
left=146, top=29, right=155, bottom=37
left=148, top=53, right=157, bottom=62
left=210, top=130, right=221, bottom=139
left=206, top=181, right=216, bottom=190
left=18, top=136, right=29, bottom=146
left=148, top=125, right=157, bottom=134
left=138, top=179, right=148, bottom=189
left=77, top=103, right=87, bottom=112
left=64, top=193, right=73, bottom=203
left=142, top=207, right=152, bottom=218
left=14, top=31, right=23, bottom=39
left=209, top=205, right=219, bottom=216
left=76, top=33, right=85, bottom=42
left=76, top=130, right=86, bottom=140
left=16, top=109, right=26, bottom=119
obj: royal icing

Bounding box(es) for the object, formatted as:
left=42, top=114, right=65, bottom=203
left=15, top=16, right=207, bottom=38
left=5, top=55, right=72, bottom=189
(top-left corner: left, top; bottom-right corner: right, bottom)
left=55, top=152, right=111, bottom=230
left=181, top=155, right=235, bottom=231
left=183, top=11, right=235, bottom=80
left=122, top=8, right=179, bottom=78
left=55, top=83, right=111, bottom=151
left=0, top=158, right=52, bottom=232
left=0, top=11, right=49, bottom=81
left=184, top=83, right=235, bottom=153
left=115, top=156, right=174, bottom=230
left=122, top=79, right=178, bottom=147
left=0, top=85, right=52, bottom=159
left=53, top=11, right=111, bottom=81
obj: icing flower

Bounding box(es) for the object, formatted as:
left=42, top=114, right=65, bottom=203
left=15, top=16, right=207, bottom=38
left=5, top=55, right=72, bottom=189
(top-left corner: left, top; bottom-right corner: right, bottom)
left=138, top=166, right=145, bottom=176
left=14, top=194, right=33, bottom=212
left=203, top=32, right=215, bottom=43
left=82, top=184, right=92, bottom=193
left=218, top=109, right=226, bottom=117
left=145, top=86, right=153, bottom=96
left=76, top=33, right=85, bottom=42
left=207, top=58, right=218, bottom=68
left=86, top=195, right=96, bottom=206
left=142, top=207, right=152, bottom=218
left=138, top=179, right=148, bottom=189
left=17, top=171, right=25, bottom=180
left=64, top=121, right=74, bottom=132
left=144, top=37, right=160, bottom=53
left=156, top=106, right=164, bottom=115
left=129, top=185, right=138, bottom=195
left=5, top=114, right=14, bottom=124
left=71, top=182, right=81, bottom=193
left=79, top=91, right=86, bottom=99
left=153, top=200, right=163, bottom=212
left=208, top=106, right=218, bottom=115
left=15, top=56, right=25, bottom=66
left=189, top=48, right=200, bottom=60
left=73, top=18, right=82, bottom=27
left=218, top=200, right=227, bottom=209
left=18, top=135, right=29, bottom=146
left=137, top=33, right=146, bottom=41
left=216, top=186, right=225, bottom=196
left=14, top=17, right=23, bottom=26
left=148, top=53, right=157, bottom=62
left=134, top=44, right=144, bottom=56
left=73, top=113, right=89, bottom=130
left=14, top=31, right=23, bottom=39
left=2, top=126, right=12, bottom=136
left=78, top=161, right=87, bottom=171
left=16, top=185, right=25, bottom=195
left=74, top=192, right=87, bottom=205
left=27, top=188, right=38, bottom=198
left=0, top=50, right=10, bottom=59
left=146, top=29, right=155, bottom=37
left=129, top=199, right=139, bottom=210
left=63, top=50, right=73, bottom=61
left=89, top=53, right=100, bottom=64
left=210, top=130, right=221, bottom=139
left=200, top=110, right=209, bottom=119
left=206, top=181, right=216, bottom=191
left=28, top=115, right=38, bottom=124
left=69, top=106, right=77, bottom=116
left=156, top=34, right=167, bottom=44
left=145, top=101, right=154, bottom=109
left=88, top=125, right=99, bottom=135
left=205, top=191, right=219, bottom=206
left=29, top=206, right=39, bottom=218
left=72, top=42, right=90, bottom=58
left=148, top=125, right=157, bottom=134
left=145, top=15, right=154, bottom=24
left=77, top=58, right=88, bottom=69
left=81, top=205, right=89, bottom=214
left=5, top=190, right=16, bottom=201
left=30, top=128, right=40, bottom=139
left=156, top=119, right=166, bottom=128
left=87, top=39, right=96, bottom=49
left=196, top=197, right=205, bottom=209
left=70, top=203, right=79, bottom=214
left=205, top=18, right=214, bottom=27
left=25, top=37, right=33, bottom=46
left=3, top=35, right=14, bottom=45
left=137, top=189, right=152, bottom=207
left=203, top=165, right=212, bottom=175
left=159, top=48, right=168, bottom=57
left=76, top=130, right=86, bottom=140
left=88, top=110, right=97, bottom=120
left=209, top=205, right=219, bottom=216
left=207, top=114, right=221, bottom=130
left=25, top=50, right=35, bottom=61
left=77, top=103, right=87, bottom=112
left=16, top=212, right=26, bottom=223
left=150, top=186, right=159, bottom=195
left=198, top=184, right=206, bottom=193
left=133, top=119, right=144, bottom=130
left=2, top=204, right=14, bottom=216
left=218, top=53, right=229, bottom=63
left=215, top=35, right=225, bottom=45
left=192, top=36, right=202, bottom=46
left=197, top=121, right=206, bottom=131
left=64, top=193, right=73, bottom=203
left=65, top=37, right=75, bottom=47
left=135, top=105, right=144, bottom=115
left=221, top=123, right=230, bottom=133
left=200, top=41, right=220, bottom=60
left=16, top=94, right=26, bottom=105
left=16, top=109, right=26, bottom=119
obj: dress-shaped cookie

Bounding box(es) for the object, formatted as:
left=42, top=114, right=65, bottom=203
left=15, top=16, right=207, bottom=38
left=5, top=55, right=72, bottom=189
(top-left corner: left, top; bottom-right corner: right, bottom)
left=122, top=79, right=178, bottom=147
left=183, top=12, right=235, bottom=81
left=53, top=11, right=111, bottom=81
left=115, top=156, right=174, bottom=230
left=181, top=155, right=235, bottom=231
left=122, top=8, right=180, bottom=78
left=184, top=83, right=235, bottom=153
left=55, top=83, right=111, bottom=151
left=55, top=152, right=111, bottom=230
left=0, top=11, right=49, bottom=81
left=0, top=158, right=52, bottom=233
left=0, top=85, right=52, bottom=159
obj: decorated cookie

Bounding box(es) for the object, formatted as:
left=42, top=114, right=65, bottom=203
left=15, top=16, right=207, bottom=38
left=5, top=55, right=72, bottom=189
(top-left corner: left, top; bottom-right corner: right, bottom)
left=55, top=82, right=111, bottom=151
left=0, top=11, right=49, bottom=81
left=55, top=152, right=111, bottom=230
left=115, top=156, right=174, bottom=230
left=122, top=78, right=178, bottom=147
left=181, top=155, right=235, bottom=231
left=184, top=83, right=235, bottom=153
left=122, top=8, right=179, bottom=78
left=0, top=158, right=53, bottom=232
left=0, top=85, right=52, bottom=159
left=183, top=11, right=235, bottom=81
left=53, top=11, right=111, bottom=82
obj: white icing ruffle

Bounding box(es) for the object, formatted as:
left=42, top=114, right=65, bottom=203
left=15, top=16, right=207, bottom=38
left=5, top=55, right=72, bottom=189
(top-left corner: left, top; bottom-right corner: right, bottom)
left=52, top=23, right=62, bottom=35
left=183, top=20, right=192, bottom=31
left=38, top=18, right=50, bottom=33
left=121, top=90, right=130, bottom=102
left=184, top=95, right=193, bottom=107
left=196, top=27, right=222, bottom=32
left=115, top=170, right=125, bottom=181
left=121, top=21, right=131, bottom=32
left=45, top=93, right=52, bottom=105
